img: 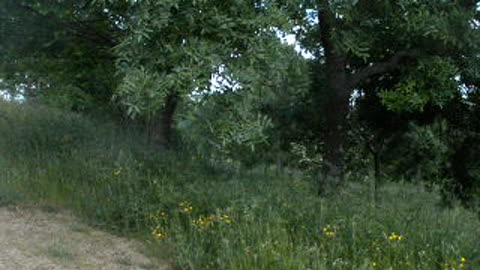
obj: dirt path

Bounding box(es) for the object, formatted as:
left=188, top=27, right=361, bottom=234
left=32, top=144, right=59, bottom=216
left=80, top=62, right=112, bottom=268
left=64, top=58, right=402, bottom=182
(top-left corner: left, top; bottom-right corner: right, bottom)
left=0, top=206, right=172, bottom=270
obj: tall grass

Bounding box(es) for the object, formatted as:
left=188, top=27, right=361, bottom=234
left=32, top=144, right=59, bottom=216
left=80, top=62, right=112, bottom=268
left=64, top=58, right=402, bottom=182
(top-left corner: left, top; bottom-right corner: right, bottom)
left=1, top=100, right=479, bottom=270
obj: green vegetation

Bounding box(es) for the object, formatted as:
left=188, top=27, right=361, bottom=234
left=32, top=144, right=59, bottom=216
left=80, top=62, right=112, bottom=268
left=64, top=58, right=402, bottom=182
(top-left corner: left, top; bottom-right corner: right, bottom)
left=45, top=239, right=78, bottom=262
left=1, top=101, right=479, bottom=270
left=1, top=1, right=480, bottom=269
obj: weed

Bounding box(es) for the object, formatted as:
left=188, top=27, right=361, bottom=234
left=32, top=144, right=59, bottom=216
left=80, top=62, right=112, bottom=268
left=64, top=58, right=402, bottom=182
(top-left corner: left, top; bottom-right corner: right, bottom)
left=45, top=239, right=77, bottom=261
left=1, top=101, right=480, bottom=270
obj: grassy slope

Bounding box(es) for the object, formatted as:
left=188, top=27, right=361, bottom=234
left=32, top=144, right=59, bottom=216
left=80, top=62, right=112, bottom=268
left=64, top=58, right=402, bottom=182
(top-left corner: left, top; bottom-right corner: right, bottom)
left=1, top=101, right=479, bottom=270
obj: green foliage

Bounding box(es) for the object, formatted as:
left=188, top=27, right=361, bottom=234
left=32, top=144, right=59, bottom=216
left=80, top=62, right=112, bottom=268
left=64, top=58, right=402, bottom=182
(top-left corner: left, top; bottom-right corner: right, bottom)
left=387, top=121, right=449, bottom=182
left=38, top=85, right=96, bottom=112
left=380, top=114, right=480, bottom=209
left=380, top=57, right=459, bottom=112
left=0, top=100, right=96, bottom=158
left=2, top=102, right=480, bottom=270
left=178, top=92, right=274, bottom=164
left=0, top=0, right=120, bottom=114
left=289, top=142, right=323, bottom=174
left=115, top=67, right=171, bottom=118
left=3, top=0, right=478, bottom=187
left=2, top=4, right=480, bottom=270
left=177, top=42, right=311, bottom=163
left=288, top=0, right=480, bottom=192
left=114, top=0, right=292, bottom=119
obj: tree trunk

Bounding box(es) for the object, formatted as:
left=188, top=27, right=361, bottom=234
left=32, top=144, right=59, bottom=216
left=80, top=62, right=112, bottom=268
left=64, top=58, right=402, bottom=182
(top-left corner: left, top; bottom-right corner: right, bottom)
left=316, top=0, right=409, bottom=195
left=371, top=151, right=382, bottom=203
left=318, top=70, right=350, bottom=194
left=448, top=138, right=475, bottom=207
left=317, top=1, right=351, bottom=195
left=150, top=93, right=178, bottom=148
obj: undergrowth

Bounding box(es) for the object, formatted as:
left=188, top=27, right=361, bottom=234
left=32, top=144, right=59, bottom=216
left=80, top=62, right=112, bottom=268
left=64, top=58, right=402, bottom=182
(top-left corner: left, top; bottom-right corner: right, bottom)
left=1, top=100, right=479, bottom=270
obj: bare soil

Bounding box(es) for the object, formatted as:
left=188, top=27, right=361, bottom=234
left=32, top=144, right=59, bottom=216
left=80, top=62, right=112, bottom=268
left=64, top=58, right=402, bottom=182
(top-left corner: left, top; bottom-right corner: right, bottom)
left=0, top=206, right=171, bottom=270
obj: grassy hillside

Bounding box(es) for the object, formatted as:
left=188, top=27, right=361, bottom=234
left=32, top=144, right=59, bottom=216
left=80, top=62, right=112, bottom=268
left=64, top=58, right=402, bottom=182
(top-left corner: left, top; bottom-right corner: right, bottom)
left=1, top=101, right=479, bottom=270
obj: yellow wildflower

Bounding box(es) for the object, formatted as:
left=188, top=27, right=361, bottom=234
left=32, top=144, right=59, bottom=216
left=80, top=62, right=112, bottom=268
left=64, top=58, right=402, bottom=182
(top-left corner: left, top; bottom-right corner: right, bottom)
left=113, top=168, right=122, bottom=176
left=322, top=225, right=337, bottom=238
left=152, top=230, right=167, bottom=239
left=179, top=201, right=193, bottom=213
left=219, top=214, right=232, bottom=224
left=388, top=232, right=404, bottom=242
left=193, top=215, right=215, bottom=230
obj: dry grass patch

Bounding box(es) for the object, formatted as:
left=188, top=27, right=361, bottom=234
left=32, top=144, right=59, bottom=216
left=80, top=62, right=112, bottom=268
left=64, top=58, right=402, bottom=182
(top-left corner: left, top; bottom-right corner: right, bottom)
left=0, top=206, right=172, bottom=270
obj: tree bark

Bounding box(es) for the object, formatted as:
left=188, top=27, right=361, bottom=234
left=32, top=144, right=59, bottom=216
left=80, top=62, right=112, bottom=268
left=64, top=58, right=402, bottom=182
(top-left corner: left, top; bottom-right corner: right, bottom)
left=371, top=150, right=381, bottom=203
left=448, top=137, right=475, bottom=207
left=150, top=93, right=179, bottom=148
left=348, top=51, right=411, bottom=88
left=319, top=78, right=351, bottom=194
left=317, top=0, right=351, bottom=194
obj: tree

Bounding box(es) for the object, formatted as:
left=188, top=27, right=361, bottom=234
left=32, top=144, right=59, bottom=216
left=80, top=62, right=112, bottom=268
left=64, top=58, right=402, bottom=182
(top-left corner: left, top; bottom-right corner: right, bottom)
left=291, top=0, right=480, bottom=193
left=178, top=42, right=311, bottom=167
left=113, top=0, right=294, bottom=147
left=0, top=0, right=125, bottom=113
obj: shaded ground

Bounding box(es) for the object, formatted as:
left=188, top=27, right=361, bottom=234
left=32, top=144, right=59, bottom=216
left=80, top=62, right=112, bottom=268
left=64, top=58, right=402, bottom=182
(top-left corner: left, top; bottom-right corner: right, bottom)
left=0, top=206, right=171, bottom=270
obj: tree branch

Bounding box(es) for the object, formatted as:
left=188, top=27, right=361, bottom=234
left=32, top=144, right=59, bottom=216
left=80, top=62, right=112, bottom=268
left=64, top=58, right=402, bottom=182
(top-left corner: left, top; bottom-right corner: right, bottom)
left=317, top=0, right=337, bottom=61
left=15, top=2, right=118, bottom=47
left=348, top=51, right=411, bottom=88
left=458, top=0, right=478, bottom=10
